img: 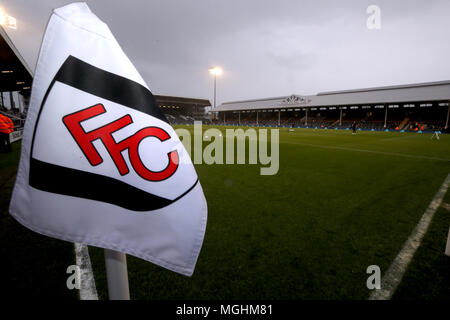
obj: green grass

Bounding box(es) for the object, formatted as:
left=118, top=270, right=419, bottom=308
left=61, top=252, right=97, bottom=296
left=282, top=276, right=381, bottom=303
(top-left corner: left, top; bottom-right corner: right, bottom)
left=88, top=127, right=450, bottom=299
left=2, top=128, right=450, bottom=299
left=0, top=142, right=77, bottom=299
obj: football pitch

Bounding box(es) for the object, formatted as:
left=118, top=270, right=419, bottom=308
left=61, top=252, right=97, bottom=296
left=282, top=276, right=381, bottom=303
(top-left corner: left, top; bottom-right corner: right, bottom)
left=88, top=126, right=450, bottom=299
left=2, top=127, right=450, bottom=299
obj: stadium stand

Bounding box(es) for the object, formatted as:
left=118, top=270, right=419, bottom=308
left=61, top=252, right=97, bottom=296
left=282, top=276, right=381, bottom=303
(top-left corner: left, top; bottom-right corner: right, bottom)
left=0, top=26, right=32, bottom=141
left=155, top=95, right=211, bottom=125
left=213, top=83, right=450, bottom=133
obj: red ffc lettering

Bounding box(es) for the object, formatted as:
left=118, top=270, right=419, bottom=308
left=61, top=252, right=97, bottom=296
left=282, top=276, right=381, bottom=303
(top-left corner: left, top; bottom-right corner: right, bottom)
left=63, top=103, right=178, bottom=181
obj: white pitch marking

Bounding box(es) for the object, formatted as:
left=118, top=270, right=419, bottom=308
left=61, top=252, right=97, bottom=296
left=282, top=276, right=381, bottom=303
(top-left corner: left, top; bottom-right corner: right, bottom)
left=369, top=172, right=450, bottom=300
left=75, top=243, right=99, bottom=300
left=284, top=141, right=450, bottom=162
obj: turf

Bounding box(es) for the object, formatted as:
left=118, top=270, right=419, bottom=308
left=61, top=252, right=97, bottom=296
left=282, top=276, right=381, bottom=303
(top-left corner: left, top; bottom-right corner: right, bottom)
left=2, top=128, right=449, bottom=299
left=86, top=127, right=450, bottom=299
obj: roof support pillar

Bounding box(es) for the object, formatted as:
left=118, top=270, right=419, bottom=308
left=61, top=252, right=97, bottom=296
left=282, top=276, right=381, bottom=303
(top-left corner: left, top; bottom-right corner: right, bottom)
left=278, top=110, right=281, bottom=127
left=256, top=111, right=258, bottom=126
left=9, top=91, right=15, bottom=109
left=238, top=111, right=241, bottom=126
left=305, top=109, right=308, bottom=127
left=17, top=92, right=22, bottom=113
left=339, top=108, right=342, bottom=126
left=384, top=104, right=388, bottom=128
left=445, top=101, right=450, bottom=129
left=224, top=111, right=226, bottom=125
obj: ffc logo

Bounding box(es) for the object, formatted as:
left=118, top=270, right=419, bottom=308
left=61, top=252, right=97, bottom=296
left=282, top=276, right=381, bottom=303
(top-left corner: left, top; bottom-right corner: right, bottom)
left=63, top=104, right=179, bottom=182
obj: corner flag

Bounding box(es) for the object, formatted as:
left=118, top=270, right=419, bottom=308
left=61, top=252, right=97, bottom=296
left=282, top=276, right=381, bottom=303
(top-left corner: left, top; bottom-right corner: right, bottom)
left=9, top=2, right=207, bottom=276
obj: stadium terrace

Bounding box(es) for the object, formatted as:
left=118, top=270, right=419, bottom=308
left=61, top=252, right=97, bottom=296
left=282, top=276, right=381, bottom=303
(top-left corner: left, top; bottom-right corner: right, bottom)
left=212, top=81, right=450, bottom=133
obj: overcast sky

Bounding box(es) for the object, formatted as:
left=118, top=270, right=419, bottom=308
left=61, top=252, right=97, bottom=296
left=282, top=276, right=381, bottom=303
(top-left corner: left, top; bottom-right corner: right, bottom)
left=2, top=0, right=450, bottom=105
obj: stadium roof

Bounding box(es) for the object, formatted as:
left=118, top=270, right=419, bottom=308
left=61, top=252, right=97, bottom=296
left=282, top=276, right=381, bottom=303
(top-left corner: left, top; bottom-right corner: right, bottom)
left=215, top=80, right=450, bottom=112
left=0, top=26, right=33, bottom=94
left=154, top=95, right=211, bottom=107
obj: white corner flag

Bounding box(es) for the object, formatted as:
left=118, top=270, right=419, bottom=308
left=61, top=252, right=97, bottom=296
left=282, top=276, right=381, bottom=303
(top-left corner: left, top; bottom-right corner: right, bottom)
left=9, top=2, right=207, bottom=276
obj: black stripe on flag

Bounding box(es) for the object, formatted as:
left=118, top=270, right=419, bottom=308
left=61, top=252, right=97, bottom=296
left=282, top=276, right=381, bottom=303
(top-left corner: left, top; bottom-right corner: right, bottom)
left=53, top=56, right=167, bottom=123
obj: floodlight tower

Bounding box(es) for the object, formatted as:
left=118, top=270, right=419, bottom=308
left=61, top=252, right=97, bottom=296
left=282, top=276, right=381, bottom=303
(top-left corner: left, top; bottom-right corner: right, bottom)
left=209, top=66, right=222, bottom=120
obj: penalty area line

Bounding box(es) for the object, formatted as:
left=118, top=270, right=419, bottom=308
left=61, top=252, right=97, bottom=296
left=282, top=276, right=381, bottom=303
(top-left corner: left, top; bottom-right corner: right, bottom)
left=369, top=172, right=450, bottom=300
left=74, top=243, right=98, bottom=300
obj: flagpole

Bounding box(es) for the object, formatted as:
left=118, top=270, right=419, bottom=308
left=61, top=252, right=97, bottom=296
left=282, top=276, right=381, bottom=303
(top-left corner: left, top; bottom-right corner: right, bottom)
left=445, top=227, right=450, bottom=256
left=104, top=249, right=130, bottom=300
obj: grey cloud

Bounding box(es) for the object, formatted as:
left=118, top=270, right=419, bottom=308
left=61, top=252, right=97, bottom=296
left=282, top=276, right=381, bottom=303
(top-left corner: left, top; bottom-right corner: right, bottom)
left=2, top=0, right=450, bottom=103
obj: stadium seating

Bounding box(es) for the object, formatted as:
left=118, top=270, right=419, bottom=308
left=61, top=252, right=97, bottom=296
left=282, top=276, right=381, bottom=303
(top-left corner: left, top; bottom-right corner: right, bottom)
left=211, top=106, right=448, bottom=132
